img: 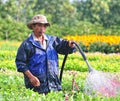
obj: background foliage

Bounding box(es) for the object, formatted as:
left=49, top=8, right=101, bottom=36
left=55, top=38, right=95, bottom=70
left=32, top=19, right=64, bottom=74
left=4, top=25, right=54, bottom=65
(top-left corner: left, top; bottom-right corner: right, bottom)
left=1, top=0, right=120, bottom=40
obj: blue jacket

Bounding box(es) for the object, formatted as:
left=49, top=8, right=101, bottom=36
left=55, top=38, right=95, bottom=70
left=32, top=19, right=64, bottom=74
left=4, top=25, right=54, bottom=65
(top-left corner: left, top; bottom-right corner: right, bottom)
left=15, top=34, right=75, bottom=94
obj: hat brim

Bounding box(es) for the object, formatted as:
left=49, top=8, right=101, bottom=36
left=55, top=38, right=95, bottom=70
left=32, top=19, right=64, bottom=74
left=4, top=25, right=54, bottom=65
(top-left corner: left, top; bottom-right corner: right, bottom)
left=27, top=21, right=50, bottom=30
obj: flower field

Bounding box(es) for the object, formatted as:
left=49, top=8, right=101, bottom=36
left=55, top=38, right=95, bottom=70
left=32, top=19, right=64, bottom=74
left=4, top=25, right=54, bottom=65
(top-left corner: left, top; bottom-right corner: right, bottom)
left=0, top=40, right=120, bottom=101
left=64, top=35, right=120, bottom=46
left=63, top=35, right=120, bottom=53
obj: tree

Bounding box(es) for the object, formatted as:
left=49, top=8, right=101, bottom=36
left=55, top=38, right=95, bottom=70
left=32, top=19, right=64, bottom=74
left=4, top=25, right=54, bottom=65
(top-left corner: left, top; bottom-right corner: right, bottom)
left=102, top=1, right=120, bottom=27
left=73, top=0, right=112, bottom=27
left=33, top=0, right=77, bottom=26
left=0, top=0, right=37, bottom=22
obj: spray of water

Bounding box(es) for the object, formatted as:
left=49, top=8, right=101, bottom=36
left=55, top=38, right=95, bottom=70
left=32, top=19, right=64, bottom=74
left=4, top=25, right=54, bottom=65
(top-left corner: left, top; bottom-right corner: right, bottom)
left=72, top=42, right=120, bottom=97
left=84, top=70, right=120, bottom=97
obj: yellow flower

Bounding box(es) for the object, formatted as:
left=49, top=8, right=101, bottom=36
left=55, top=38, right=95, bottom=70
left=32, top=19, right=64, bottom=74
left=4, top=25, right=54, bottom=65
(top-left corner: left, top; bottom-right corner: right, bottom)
left=63, top=35, right=120, bottom=46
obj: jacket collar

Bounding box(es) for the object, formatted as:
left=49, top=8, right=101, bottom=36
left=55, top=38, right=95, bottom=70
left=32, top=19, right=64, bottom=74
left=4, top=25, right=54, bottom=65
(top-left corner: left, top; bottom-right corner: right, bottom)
left=32, top=33, right=48, bottom=41
left=28, top=33, right=50, bottom=50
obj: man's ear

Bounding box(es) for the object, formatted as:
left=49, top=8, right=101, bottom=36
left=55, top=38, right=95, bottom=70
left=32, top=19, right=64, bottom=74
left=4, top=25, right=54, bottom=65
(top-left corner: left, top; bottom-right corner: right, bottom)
left=32, top=24, right=36, bottom=29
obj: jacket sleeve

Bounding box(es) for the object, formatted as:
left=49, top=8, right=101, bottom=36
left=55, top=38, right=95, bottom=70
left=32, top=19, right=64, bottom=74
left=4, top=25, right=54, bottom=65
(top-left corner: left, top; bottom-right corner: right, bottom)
left=52, top=37, right=76, bottom=54
left=15, top=41, right=33, bottom=72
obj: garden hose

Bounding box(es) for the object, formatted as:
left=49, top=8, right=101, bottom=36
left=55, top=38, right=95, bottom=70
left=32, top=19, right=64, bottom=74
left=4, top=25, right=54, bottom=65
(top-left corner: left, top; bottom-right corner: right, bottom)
left=71, top=42, right=94, bottom=72
left=60, top=54, right=68, bottom=83
left=60, top=42, right=95, bottom=83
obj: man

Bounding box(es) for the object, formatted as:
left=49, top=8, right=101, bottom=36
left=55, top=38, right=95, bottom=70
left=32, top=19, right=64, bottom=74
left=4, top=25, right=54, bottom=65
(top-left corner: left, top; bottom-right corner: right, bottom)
left=15, top=14, right=75, bottom=94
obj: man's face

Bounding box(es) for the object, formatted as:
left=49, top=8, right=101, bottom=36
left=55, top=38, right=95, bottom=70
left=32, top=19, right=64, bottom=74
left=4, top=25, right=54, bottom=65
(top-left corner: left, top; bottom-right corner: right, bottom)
left=32, top=23, right=46, bottom=36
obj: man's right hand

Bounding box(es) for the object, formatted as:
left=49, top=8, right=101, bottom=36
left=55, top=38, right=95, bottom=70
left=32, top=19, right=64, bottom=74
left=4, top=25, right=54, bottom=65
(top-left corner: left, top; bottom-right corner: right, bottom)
left=24, top=70, right=40, bottom=87
left=29, top=75, right=40, bottom=87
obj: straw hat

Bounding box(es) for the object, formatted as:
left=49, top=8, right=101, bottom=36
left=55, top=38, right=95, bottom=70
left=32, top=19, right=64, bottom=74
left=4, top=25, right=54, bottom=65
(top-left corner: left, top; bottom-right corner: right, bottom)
left=27, top=14, right=50, bottom=29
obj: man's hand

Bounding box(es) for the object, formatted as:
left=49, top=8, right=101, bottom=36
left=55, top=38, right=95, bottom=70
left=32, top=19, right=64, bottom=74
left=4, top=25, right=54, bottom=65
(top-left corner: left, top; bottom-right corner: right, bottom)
left=68, top=41, right=75, bottom=48
left=29, top=75, right=40, bottom=87
left=24, top=70, right=40, bottom=87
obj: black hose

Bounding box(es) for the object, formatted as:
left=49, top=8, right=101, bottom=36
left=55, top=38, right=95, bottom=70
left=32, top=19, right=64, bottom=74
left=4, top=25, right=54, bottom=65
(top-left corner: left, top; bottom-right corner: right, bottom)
left=59, top=42, right=94, bottom=83
left=72, top=42, right=94, bottom=72
left=59, top=54, right=68, bottom=83
left=71, top=42, right=87, bottom=61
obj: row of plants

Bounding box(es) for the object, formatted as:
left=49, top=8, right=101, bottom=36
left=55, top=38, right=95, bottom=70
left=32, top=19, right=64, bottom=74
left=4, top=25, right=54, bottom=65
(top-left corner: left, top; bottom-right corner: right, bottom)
left=0, top=49, right=120, bottom=72
left=0, top=40, right=120, bottom=72
left=64, top=35, right=120, bottom=53
left=1, top=34, right=120, bottom=54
